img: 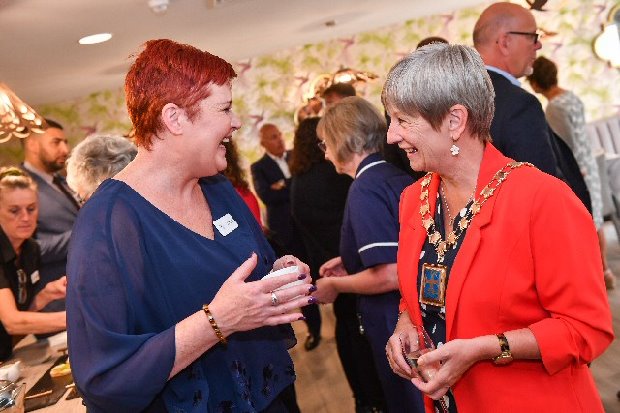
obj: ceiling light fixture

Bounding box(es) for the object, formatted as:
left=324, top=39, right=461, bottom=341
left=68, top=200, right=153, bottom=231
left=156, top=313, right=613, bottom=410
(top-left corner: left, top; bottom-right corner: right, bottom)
left=148, top=0, right=170, bottom=14
left=593, top=5, right=620, bottom=68
left=78, top=33, right=113, bottom=45
left=0, top=83, right=46, bottom=143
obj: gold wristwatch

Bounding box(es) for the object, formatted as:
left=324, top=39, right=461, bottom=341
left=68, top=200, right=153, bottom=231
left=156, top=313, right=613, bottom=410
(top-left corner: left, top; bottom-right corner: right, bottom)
left=493, top=333, right=513, bottom=365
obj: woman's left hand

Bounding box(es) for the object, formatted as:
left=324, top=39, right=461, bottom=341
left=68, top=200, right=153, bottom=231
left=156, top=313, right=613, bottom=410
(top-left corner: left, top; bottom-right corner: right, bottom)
left=412, top=338, right=484, bottom=400
left=272, top=255, right=310, bottom=276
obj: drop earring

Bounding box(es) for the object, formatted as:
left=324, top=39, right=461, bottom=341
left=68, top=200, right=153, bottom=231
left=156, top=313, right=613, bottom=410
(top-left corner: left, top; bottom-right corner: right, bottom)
left=450, top=144, right=460, bottom=156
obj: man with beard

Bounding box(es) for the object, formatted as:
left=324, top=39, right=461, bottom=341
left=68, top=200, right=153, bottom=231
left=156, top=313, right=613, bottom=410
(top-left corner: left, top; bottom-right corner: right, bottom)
left=22, top=119, right=78, bottom=310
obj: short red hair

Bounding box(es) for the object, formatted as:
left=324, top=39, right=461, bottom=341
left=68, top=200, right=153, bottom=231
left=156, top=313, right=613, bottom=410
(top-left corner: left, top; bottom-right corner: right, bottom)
left=125, top=39, right=237, bottom=149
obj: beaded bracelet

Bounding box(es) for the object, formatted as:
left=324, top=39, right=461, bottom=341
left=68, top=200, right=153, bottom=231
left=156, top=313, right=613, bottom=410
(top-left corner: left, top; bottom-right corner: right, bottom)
left=202, top=304, right=227, bottom=345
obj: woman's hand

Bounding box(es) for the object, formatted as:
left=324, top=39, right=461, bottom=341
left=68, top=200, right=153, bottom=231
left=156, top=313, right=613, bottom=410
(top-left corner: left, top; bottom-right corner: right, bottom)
left=272, top=254, right=310, bottom=277
left=312, top=278, right=338, bottom=304
left=385, top=311, right=419, bottom=380
left=411, top=337, right=489, bottom=400
left=319, top=256, right=348, bottom=277
left=209, top=254, right=314, bottom=336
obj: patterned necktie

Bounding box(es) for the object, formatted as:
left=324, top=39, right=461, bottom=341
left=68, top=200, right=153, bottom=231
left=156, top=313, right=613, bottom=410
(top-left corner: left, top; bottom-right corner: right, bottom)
left=52, top=175, right=81, bottom=210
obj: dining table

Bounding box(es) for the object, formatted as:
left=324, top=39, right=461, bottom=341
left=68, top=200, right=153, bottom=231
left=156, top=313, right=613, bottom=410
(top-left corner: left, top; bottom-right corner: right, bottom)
left=6, top=332, right=85, bottom=413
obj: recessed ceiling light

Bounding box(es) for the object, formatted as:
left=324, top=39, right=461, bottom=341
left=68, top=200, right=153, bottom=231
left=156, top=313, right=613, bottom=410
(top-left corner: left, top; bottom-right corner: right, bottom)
left=78, top=33, right=113, bottom=45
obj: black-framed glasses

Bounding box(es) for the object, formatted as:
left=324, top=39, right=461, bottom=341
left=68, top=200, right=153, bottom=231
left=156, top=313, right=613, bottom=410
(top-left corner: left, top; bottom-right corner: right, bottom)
left=507, top=31, right=540, bottom=44
left=16, top=269, right=27, bottom=305
left=317, top=140, right=327, bottom=153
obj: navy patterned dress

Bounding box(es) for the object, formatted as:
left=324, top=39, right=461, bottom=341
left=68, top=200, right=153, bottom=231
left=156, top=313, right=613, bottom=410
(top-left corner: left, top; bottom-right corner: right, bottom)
left=417, top=192, right=472, bottom=413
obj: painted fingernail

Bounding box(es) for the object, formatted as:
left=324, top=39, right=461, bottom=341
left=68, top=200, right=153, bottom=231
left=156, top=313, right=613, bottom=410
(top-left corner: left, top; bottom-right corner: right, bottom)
left=298, top=316, right=306, bottom=321
left=308, top=296, right=317, bottom=304
left=297, top=273, right=307, bottom=280
left=308, top=285, right=317, bottom=293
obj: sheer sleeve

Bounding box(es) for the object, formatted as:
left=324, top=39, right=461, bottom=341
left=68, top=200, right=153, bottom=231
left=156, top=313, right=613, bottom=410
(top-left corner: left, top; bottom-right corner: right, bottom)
left=67, top=195, right=175, bottom=412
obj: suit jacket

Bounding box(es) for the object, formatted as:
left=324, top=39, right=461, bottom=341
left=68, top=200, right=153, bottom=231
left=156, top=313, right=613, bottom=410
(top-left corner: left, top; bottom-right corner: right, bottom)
left=488, top=70, right=592, bottom=212
left=398, top=144, right=613, bottom=413
left=251, top=151, right=296, bottom=251
left=22, top=165, right=78, bottom=288
left=488, top=70, right=558, bottom=176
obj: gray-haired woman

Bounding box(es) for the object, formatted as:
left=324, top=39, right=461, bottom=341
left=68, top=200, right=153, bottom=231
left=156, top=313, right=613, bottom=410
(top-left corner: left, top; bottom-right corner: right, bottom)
left=66, top=134, right=137, bottom=202
left=311, top=96, right=423, bottom=412
left=383, top=43, right=612, bottom=413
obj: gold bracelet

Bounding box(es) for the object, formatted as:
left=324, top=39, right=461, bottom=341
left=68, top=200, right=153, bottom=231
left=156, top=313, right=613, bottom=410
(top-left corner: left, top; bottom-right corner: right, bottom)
left=202, top=304, right=227, bottom=345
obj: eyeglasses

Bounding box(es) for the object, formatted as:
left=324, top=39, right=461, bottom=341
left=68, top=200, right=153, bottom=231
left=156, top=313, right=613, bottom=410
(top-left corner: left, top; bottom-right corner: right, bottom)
left=317, top=140, right=327, bottom=153
left=16, top=269, right=27, bottom=305
left=507, top=31, right=540, bottom=44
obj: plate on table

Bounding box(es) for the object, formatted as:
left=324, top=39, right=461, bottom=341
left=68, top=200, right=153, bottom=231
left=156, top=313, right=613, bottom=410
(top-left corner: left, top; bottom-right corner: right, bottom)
left=24, top=355, right=72, bottom=412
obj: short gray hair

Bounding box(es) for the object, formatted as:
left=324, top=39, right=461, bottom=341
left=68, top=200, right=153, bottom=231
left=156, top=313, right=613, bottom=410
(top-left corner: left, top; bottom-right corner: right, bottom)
left=316, top=96, right=386, bottom=164
left=66, top=134, right=137, bottom=200
left=382, top=43, right=495, bottom=141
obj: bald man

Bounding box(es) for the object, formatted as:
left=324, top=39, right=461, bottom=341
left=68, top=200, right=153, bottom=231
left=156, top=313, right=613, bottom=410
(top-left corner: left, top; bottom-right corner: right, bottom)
left=473, top=1, right=592, bottom=214
left=473, top=2, right=558, bottom=175
left=250, top=124, right=300, bottom=254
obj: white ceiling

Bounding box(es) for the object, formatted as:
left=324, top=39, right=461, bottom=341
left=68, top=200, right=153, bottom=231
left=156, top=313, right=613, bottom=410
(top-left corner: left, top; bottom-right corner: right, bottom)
left=0, top=0, right=482, bottom=105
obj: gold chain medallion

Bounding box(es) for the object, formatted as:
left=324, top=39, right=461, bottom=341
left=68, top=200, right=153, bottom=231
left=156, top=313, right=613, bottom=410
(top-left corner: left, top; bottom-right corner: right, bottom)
left=419, top=161, right=532, bottom=263
left=419, top=263, right=448, bottom=307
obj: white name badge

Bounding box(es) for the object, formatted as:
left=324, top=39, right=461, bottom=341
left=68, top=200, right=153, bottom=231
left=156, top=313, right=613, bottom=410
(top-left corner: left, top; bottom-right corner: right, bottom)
left=30, top=270, right=40, bottom=284
left=213, top=213, right=239, bottom=236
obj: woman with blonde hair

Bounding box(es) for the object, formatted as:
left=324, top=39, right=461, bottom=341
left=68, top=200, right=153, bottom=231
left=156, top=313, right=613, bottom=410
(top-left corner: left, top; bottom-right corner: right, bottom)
left=0, top=167, right=66, bottom=361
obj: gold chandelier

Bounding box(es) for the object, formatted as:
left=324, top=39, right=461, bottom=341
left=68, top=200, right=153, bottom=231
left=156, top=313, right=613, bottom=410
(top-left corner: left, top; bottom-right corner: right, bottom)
left=0, top=83, right=46, bottom=143
left=296, top=67, right=378, bottom=124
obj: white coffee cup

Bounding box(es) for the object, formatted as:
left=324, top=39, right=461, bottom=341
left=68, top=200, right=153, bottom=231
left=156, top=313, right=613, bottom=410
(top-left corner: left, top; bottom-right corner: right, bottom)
left=0, top=360, right=21, bottom=382
left=262, top=265, right=304, bottom=291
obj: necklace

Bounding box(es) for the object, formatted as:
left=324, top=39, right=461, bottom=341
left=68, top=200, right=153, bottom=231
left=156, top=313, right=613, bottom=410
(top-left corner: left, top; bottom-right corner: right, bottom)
left=439, top=184, right=474, bottom=229
left=420, top=161, right=532, bottom=263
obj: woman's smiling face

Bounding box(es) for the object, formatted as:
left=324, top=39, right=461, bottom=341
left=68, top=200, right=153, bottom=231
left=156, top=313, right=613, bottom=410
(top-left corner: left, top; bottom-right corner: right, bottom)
left=386, top=106, right=450, bottom=173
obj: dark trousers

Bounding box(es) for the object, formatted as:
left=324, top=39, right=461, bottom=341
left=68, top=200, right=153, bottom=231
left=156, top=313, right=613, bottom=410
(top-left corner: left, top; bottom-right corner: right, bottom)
left=359, top=294, right=424, bottom=413
left=333, top=293, right=387, bottom=410
left=301, top=303, right=321, bottom=337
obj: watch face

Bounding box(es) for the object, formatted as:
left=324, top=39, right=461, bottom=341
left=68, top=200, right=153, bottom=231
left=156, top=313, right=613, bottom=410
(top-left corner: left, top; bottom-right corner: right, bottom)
left=494, top=353, right=513, bottom=365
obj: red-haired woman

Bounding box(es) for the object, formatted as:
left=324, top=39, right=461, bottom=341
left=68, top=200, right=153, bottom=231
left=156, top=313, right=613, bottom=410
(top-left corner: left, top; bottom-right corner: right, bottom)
left=66, top=39, right=313, bottom=413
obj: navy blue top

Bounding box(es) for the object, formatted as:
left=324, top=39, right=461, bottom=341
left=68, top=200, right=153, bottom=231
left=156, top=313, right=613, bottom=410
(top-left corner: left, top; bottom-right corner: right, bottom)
left=340, top=153, right=413, bottom=316
left=66, top=175, right=296, bottom=413
left=340, top=153, right=412, bottom=275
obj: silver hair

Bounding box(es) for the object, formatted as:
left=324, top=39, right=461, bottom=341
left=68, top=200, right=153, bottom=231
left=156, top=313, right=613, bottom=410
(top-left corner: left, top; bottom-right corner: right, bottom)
left=66, top=134, right=137, bottom=200
left=316, top=96, right=386, bottom=163
left=381, top=43, right=495, bottom=141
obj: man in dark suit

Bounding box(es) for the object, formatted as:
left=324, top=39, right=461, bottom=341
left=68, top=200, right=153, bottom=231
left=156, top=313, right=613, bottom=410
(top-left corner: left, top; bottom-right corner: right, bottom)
left=22, top=119, right=78, bottom=310
left=473, top=2, right=557, bottom=175
left=251, top=123, right=299, bottom=256
left=472, top=2, right=591, bottom=211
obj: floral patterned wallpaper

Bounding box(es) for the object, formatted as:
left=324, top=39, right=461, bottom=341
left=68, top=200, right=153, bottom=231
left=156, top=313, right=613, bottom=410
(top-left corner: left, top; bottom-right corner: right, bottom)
left=2, top=0, right=618, bottom=167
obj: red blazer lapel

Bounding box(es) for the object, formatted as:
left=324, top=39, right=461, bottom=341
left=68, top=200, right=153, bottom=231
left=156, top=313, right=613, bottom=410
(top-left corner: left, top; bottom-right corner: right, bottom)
left=400, top=174, right=440, bottom=326
left=445, top=144, right=513, bottom=339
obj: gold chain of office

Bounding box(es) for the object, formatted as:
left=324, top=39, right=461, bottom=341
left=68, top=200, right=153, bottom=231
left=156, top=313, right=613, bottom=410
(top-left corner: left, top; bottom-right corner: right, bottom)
left=419, top=161, right=533, bottom=263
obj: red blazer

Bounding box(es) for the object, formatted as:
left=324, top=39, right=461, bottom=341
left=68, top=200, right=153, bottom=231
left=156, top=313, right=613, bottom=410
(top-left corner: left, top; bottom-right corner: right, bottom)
left=398, top=144, right=613, bottom=413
